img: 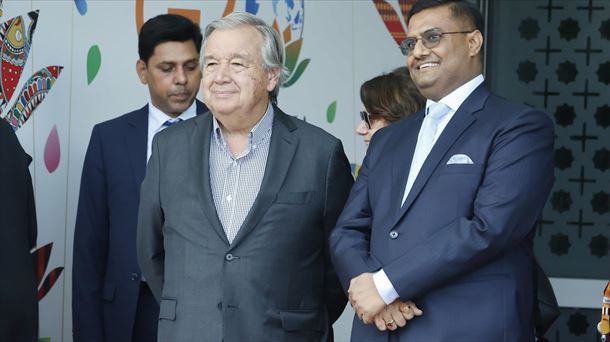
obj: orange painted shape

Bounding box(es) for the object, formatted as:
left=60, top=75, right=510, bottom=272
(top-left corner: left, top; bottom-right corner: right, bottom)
left=136, top=0, right=204, bottom=34
left=272, top=18, right=280, bottom=34
left=136, top=0, right=144, bottom=33
left=282, top=25, right=291, bottom=44
left=168, top=8, right=201, bottom=26
left=223, top=0, right=236, bottom=17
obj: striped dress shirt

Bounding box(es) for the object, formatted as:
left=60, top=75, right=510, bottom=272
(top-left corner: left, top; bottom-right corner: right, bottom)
left=209, top=104, right=274, bottom=243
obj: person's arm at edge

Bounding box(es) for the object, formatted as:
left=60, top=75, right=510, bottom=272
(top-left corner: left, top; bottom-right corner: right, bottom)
left=329, top=131, right=387, bottom=291
left=72, top=126, right=108, bottom=342
left=323, top=139, right=354, bottom=324
left=136, top=134, right=165, bottom=302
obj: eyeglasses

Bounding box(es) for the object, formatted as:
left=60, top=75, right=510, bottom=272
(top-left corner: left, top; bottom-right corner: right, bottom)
left=399, top=29, right=474, bottom=56
left=359, top=111, right=371, bottom=129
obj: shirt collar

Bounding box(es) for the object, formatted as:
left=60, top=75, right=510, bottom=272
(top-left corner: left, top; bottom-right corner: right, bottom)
left=148, top=100, right=197, bottom=131
left=212, top=102, right=274, bottom=148
left=425, top=74, right=485, bottom=113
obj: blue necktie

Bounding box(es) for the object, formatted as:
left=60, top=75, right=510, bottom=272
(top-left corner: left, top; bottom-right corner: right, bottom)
left=401, top=102, right=451, bottom=206
left=161, top=118, right=182, bottom=129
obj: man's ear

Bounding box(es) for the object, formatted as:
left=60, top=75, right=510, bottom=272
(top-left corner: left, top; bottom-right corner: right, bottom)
left=135, top=59, right=148, bottom=85
left=468, top=30, right=483, bottom=57
left=266, top=67, right=280, bottom=92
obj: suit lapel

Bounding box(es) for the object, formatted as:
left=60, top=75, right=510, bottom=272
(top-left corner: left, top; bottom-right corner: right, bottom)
left=229, top=107, right=298, bottom=249
left=128, top=100, right=207, bottom=196
left=390, top=112, right=424, bottom=213
left=189, top=113, right=230, bottom=244
left=392, top=84, right=489, bottom=228
left=126, top=105, right=148, bottom=194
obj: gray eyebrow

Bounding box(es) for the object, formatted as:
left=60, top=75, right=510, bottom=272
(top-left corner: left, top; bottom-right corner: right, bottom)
left=203, top=53, right=252, bottom=61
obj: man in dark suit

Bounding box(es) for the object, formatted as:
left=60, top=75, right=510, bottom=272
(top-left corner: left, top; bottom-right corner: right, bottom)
left=72, top=14, right=207, bottom=342
left=330, top=0, right=554, bottom=340
left=0, top=119, right=38, bottom=341
left=137, top=12, right=353, bottom=341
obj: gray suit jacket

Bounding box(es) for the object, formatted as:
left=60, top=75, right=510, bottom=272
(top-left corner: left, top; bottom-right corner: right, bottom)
left=137, top=106, right=353, bottom=341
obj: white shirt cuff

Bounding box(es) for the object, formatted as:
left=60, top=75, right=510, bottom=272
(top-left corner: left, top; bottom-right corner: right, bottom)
left=373, top=269, right=399, bottom=304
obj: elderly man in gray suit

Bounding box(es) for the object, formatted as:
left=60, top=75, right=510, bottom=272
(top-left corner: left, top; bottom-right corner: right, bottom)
left=137, top=12, right=353, bottom=342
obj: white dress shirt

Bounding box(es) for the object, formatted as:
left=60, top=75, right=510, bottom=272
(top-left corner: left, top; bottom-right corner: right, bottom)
left=146, top=100, right=197, bottom=161
left=373, top=74, right=485, bottom=305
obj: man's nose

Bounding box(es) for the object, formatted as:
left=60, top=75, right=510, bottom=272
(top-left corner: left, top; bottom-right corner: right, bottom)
left=174, top=67, right=187, bottom=84
left=214, top=63, right=231, bottom=82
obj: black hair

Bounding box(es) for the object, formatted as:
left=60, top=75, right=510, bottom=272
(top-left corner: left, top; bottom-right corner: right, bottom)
left=138, top=14, right=203, bottom=64
left=407, top=0, right=484, bottom=37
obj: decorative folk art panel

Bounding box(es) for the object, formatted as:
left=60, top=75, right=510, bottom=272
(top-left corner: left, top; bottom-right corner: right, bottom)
left=0, top=0, right=64, bottom=298
left=487, top=0, right=608, bottom=340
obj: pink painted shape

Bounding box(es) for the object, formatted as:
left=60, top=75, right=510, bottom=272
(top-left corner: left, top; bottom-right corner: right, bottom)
left=44, top=125, right=60, bottom=173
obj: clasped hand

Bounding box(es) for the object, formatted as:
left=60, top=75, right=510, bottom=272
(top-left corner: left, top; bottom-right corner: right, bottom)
left=348, top=273, right=422, bottom=331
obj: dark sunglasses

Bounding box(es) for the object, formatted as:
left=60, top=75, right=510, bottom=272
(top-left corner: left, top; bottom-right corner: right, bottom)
left=399, top=29, right=474, bottom=56
left=359, top=111, right=371, bottom=129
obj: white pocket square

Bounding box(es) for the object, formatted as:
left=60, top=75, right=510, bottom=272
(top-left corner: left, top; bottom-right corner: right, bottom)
left=447, top=154, right=474, bottom=164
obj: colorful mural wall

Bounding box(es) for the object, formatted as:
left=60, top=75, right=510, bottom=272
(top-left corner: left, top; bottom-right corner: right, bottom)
left=1, top=1, right=405, bottom=340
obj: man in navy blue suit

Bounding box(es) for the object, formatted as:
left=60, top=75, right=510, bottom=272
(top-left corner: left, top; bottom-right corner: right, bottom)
left=330, top=0, right=554, bottom=340
left=72, top=14, right=208, bottom=342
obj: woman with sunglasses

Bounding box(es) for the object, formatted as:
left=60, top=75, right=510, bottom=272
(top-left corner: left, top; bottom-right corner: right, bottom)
left=356, top=67, right=425, bottom=145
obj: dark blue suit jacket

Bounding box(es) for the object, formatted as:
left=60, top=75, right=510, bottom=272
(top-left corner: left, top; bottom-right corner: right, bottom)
left=0, top=119, right=38, bottom=341
left=330, top=84, right=554, bottom=341
left=72, top=100, right=207, bottom=341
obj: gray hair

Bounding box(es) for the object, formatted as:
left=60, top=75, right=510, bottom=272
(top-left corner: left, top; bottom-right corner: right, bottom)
left=203, top=12, right=289, bottom=103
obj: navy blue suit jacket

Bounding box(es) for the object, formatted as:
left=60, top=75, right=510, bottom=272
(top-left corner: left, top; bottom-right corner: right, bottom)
left=0, top=119, right=38, bottom=341
left=72, top=100, right=207, bottom=341
left=330, top=84, right=554, bottom=341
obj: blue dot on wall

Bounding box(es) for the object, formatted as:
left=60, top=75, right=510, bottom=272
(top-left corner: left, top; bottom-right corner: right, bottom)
left=75, top=0, right=87, bottom=16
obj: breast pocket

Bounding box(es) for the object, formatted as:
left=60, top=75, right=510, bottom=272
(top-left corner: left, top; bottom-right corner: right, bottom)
left=437, top=163, right=484, bottom=175
left=433, top=164, right=484, bottom=217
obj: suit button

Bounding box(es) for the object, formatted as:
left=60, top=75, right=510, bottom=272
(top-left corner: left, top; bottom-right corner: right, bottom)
left=225, top=253, right=234, bottom=261
left=130, top=273, right=139, bottom=281
left=389, top=231, right=399, bottom=239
